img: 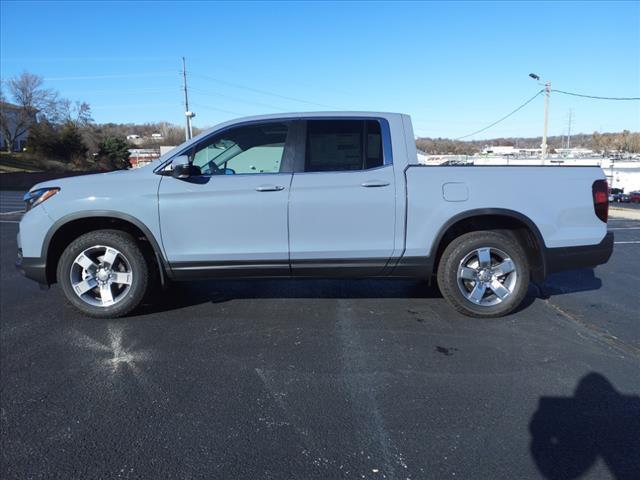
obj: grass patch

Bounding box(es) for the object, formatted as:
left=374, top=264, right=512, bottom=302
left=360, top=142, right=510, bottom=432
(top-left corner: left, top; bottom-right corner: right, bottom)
left=0, top=152, right=91, bottom=173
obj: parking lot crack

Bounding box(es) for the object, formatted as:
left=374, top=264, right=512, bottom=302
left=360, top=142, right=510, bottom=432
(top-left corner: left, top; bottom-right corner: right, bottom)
left=336, top=299, right=408, bottom=480
left=544, top=300, right=640, bottom=359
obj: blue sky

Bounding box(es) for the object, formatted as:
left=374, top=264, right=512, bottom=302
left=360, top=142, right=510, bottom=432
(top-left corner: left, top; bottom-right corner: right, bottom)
left=1, top=1, right=639, bottom=139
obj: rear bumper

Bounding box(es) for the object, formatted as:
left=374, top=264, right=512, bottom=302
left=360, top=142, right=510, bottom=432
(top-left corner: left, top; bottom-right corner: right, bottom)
left=544, top=232, right=614, bottom=275
left=16, top=249, right=48, bottom=285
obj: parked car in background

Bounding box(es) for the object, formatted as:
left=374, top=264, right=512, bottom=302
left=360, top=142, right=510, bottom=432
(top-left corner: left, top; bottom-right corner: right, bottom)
left=629, top=191, right=640, bottom=203
left=16, top=112, right=614, bottom=319
left=609, top=188, right=621, bottom=202
left=608, top=188, right=628, bottom=202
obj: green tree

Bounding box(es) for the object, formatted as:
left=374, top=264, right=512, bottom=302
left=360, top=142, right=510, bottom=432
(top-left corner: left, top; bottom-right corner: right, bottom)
left=28, top=120, right=87, bottom=163
left=58, top=122, right=87, bottom=162
left=97, top=137, right=131, bottom=170
left=27, top=118, right=59, bottom=157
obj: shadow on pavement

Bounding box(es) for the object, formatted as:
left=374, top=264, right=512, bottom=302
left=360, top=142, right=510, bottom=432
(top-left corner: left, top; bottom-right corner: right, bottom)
left=134, top=274, right=557, bottom=317
left=535, top=268, right=602, bottom=299
left=529, top=372, right=640, bottom=480
left=134, top=268, right=603, bottom=317
left=135, top=278, right=444, bottom=316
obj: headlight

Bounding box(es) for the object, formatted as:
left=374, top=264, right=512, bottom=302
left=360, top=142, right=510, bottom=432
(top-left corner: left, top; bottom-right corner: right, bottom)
left=23, top=187, right=60, bottom=211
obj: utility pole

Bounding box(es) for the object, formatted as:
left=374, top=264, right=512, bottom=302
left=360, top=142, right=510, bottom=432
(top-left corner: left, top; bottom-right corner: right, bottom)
left=541, top=81, right=550, bottom=161
left=182, top=57, right=195, bottom=141
left=529, top=73, right=551, bottom=163
left=567, top=109, right=572, bottom=149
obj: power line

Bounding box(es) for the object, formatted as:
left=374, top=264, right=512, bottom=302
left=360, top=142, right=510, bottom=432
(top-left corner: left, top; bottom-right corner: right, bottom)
left=455, top=90, right=544, bottom=140
left=189, top=102, right=245, bottom=116
left=189, top=72, right=342, bottom=109
left=188, top=86, right=288, bottom=112
left=551, top=89, right=640, bottom=101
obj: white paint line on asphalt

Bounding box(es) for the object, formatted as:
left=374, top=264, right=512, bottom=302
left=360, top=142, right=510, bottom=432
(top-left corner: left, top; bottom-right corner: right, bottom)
left=614, top=241, right=640, bottom=244
left=0, top=220, right=19, bottom=224
left=0, top=210, right=24, bottom=215
left=609, top=227, right=640, bottom=230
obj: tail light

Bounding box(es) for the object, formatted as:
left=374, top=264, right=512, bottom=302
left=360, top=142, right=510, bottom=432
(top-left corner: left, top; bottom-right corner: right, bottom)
left=592, top=179, right=608, bottom=223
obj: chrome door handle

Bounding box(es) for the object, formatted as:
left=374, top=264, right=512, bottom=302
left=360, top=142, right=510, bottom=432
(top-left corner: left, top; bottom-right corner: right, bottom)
left=361, top=180, right=390, bottom=188
left=256, top=185, right=285, bottom=192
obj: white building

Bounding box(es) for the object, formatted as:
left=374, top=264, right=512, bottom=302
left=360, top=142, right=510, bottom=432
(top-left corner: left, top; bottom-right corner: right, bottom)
left=482, top=146, right=543, bottom=157
left=555, top=147, right=595, bottom=157
left=0, top=101, right=37, bottom=151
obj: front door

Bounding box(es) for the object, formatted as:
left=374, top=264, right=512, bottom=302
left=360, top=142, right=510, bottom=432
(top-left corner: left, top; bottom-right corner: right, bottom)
left=158, top=121, right=294, bottom=277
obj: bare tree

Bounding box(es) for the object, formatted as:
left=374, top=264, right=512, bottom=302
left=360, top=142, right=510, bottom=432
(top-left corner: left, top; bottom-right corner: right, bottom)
left=0, top=72, right=60, bottom=151
left=60, top=99, right=93, bottom=127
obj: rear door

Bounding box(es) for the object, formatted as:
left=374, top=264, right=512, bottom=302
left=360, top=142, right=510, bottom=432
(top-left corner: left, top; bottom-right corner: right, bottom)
left=288, top=119, right=396, bottom=276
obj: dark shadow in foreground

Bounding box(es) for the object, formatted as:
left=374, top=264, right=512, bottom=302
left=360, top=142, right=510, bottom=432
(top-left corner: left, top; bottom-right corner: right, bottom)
left=529, top=372, right=640, bottom=480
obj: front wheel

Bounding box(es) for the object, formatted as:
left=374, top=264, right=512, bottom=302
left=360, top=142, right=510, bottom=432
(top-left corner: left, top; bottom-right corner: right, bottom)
left=57, top=229, right=149, bottom=318
left=437, top=231, right=530, bottom=318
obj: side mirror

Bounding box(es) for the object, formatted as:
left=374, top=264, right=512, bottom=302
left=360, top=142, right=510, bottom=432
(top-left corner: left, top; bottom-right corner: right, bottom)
left=170, top=155, right=202, bottom=179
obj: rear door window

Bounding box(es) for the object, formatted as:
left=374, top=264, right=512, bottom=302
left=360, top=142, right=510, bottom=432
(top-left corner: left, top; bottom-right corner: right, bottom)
left=304, top=120, right=383, bottom=172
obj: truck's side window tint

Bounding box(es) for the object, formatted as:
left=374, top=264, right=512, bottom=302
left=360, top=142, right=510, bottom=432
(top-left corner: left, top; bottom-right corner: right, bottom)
left=190, top=122, right=289, bottom=175
left=365, top=120, right=382, bottom=169
left=305, top=120, right=384, bottom=172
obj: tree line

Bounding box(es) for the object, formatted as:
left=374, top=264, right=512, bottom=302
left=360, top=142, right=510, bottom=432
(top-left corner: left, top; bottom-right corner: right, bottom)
left=1, top=72, right=137, bottom=170
left=0, top=72, right=210, bottom=170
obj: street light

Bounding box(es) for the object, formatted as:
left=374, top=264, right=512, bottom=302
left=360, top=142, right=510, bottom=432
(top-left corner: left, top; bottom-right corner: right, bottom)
left=530, top=73, right=551, bottom=162
left=185, top=110, right=196, bottom=140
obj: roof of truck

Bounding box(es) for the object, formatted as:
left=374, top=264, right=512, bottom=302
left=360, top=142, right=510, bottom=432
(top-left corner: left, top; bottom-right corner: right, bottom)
left=211, top=111, right=403, bottom=124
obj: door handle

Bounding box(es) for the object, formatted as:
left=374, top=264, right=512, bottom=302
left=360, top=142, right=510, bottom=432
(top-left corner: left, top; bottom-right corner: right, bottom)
left=256, top=185, right=285, bottom=192
left=361, top=180, right=390, bottom=188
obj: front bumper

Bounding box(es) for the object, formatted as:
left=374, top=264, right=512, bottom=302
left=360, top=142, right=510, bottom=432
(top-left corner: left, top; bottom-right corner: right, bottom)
left=544, top=231, right=614, bottom=275
left=16, top=249, right=48, bottom=285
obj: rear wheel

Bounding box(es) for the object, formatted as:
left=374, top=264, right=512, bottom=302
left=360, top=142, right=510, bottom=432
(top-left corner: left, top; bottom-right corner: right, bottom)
left=57, top=230, right=149, bottom=318
left=437, top=231, right=529, bottom=318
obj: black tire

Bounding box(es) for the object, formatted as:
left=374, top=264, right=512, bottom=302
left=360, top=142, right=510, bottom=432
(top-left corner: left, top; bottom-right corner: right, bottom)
left=437, top=231, right=530, bottom=318
left=57, top=229, right=149, bottom=318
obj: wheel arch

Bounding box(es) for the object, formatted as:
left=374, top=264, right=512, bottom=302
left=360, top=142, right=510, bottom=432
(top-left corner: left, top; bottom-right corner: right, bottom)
left=42, top=211, right=169, bottom=285
left=430, top=208, right=547, bottom=283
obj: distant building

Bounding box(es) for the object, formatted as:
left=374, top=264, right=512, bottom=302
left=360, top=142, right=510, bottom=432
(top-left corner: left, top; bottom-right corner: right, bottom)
left=482, top=145, right=518, bottom=156
left=126, top=133, right=164, bottom=145
left=128, top=148, right=160, bottom=168
left=0, top=101, right=38, bottom=151
left=482, top=145, right=543, bottom=157
left=555, top=147, right=595, bottom=157
left=160, top=145, right=177, bottom=156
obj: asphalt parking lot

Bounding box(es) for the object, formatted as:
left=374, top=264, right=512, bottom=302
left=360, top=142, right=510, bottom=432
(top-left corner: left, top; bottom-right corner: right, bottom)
left=1, top=190, right=639, bottom=479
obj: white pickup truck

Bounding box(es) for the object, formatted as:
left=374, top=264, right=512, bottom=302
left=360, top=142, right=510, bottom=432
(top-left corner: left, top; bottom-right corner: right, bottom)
left=17, top=112, right=613, bottom=318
